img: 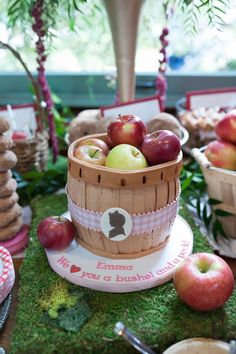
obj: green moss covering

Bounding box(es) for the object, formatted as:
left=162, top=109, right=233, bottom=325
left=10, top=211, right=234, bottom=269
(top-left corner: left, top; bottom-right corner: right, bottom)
left=10, top=195, right=236, bottom=354
left=39, top=280, right=78, bottom=319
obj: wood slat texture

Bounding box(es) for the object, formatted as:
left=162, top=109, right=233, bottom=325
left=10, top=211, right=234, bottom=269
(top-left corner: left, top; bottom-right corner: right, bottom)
left=68, top=134, right=183, bottom=189
left=68, top=133, right=182, bottom=258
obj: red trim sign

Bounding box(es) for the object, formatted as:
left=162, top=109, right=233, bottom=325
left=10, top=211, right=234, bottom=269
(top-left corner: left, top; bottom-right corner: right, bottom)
left=100, top=95, right=163, bottom=123
left=186, top=87, right=236, bottom=110
left=0, top=103, right=38, bottom=136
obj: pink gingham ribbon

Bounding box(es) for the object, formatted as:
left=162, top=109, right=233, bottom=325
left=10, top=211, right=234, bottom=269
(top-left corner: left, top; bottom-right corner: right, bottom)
left=67, top=192, right=180, bottom=235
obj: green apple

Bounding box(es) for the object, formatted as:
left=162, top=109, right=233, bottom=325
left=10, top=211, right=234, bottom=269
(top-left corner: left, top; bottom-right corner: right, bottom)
left=105, top=144, right=147, bottom=170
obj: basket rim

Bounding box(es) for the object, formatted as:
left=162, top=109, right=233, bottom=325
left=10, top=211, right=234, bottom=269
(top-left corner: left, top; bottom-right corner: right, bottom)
left=68, top=133, right=183, bottom=175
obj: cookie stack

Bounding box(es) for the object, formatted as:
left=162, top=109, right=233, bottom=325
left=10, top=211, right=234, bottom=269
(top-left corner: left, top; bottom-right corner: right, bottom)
left=0, top=117, right=23, bottom=242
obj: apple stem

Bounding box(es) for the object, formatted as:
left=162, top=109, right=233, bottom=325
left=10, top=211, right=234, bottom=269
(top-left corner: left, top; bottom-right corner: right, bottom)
left=91, top=149, right=100, bottom=158
left=133, top=152, right=140, bottom=157
left=197, top=261, right=209, bottom=273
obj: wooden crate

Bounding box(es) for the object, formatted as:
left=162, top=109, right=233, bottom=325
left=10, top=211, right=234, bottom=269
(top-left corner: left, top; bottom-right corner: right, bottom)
left=67, top=133, right=183, bottom=258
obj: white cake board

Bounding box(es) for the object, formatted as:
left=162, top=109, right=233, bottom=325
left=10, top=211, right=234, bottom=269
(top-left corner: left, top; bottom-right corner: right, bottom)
left=46, top=215, right=193, bottom=293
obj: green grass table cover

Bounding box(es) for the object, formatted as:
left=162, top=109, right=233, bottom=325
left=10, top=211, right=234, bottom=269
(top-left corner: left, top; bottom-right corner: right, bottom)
left=10, top=194, right=236, bottom=354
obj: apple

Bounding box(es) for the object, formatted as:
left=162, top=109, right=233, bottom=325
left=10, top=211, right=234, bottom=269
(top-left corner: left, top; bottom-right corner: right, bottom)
left=74, top=145, right=106, bottom=166
left=37, top=216, right=76, bottom=250
left=215, top=110, right=236, bottom=144
left=107, top=114, right=146, bottom=147
left=173, top=253, right=234, bottom=312
left=205, top=140, right=236, bottom=170
left=105, top=144, right=147, bottom=170
left=141, top=130, right=181, bottom=166
left=78, top=138, right=109, bottom=155
left=12, top=131, right=27, bottom=141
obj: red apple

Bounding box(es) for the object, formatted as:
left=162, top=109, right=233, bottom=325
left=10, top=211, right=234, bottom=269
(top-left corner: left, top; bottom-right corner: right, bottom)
left=37, top=216, right=76, bottom=250
left=78, top=138, right=109, bottom=155
left=107, top=114, right=146, bottom=147
left=173, top=253, right=234, bottom=311
left=205, top=140, right=236, bottom=170
left=74, top=145, right=106, bottom=166
left=12, top=131, right=27, bottom=141
left=141, top=130, right=181, bottom=165
left=215, top=110, right=236, bottom=144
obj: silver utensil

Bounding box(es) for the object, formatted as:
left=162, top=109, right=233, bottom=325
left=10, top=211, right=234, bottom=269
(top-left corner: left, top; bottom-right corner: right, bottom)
left=114, top=322, right=156, bottom=354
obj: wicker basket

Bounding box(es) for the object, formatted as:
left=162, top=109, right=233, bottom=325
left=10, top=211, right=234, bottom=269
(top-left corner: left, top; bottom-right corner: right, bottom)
left=12, top=131, right=49, bottom=174
left=192, top=147, right=236, bottom=239
left=67, top=133, right=183, bottom=259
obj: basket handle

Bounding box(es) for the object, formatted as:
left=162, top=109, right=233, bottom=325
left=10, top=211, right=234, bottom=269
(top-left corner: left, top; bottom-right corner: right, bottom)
left=191, top=148, right=212, bottom=169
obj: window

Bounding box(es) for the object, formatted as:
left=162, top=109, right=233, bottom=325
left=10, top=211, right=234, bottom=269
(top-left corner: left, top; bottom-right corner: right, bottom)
left=0, top=0, right=236, bottom=108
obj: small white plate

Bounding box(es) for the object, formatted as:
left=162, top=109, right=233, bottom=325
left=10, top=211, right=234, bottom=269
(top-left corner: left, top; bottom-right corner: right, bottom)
left=163, top=338, right=230, bottom=354
left=180, top=126, right=189, bottom=147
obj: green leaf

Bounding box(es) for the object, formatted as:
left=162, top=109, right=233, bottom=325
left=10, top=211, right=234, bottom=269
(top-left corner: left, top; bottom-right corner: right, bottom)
left=202, top=204, right=212, bottom=228
left=69, top=17, right=76, bottom=31
left=212, top=218, right=228, bottom=242
left=208, top=198, right=222, bottom=205
left=22, top=171, right=43, bottom=180
left=214, top=13, right=225, bottom=23
left=47, top=155, right=67, bottom=171
left=214, top=209, right=233, bottom=217
left=181, top=172, right=194, bottom=190
left=217, top=0, right=230, bottom=6
left=213, top=5, right=226, bottom=14
left=192, top=175, right=204, bottom=183
left=196, top=198, right=201, bottom=218
left=51, top=93, right=62, bottom=105
left=198, top=3, right=207, bottom=9
left=7, top=0, right=21, bottom=14
left=72, top=0, right=80, bottom=11
left=185, top=198, right=196, bottom=208
left=183, top=0, right=194, bottom=5
left=216, top=220, right=228, bottom=239
left=206, top=214, right=212, bottom=228
left=212, top=220, right=220, bottom=242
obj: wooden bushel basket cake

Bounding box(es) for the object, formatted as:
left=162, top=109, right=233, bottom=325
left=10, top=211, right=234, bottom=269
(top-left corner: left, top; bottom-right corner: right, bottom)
left=67, top=133, right=182, bottom=259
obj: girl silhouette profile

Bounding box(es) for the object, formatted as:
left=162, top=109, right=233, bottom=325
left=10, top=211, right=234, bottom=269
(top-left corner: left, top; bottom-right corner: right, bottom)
left=108, top=211, right=126, bottom=239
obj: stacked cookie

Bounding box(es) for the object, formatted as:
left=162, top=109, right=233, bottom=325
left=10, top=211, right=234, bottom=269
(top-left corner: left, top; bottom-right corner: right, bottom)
left=0, top=118, right=23, bottom=241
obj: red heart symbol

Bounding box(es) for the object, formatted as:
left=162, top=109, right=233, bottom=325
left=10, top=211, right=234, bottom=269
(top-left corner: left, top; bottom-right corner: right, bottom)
left=70, top=265, right=81, bottom=273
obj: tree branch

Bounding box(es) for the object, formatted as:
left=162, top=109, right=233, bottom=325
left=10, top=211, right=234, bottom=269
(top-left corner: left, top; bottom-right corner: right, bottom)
left=0, top=40, right=45, bottom=131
